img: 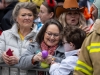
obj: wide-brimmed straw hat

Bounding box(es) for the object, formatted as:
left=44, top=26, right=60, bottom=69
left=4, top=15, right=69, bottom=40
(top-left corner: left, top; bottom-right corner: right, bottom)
left=55, top=0, right=84, bottom=18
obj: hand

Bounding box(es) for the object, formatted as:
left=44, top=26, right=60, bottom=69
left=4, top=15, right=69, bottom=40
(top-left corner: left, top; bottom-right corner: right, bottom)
left=77, top=49, right=81, bottom=56
left=33, top=52, right=44, bottom=62
left=79, top=25, right=90, bottom=34
left=2, top=52, right=10, bottom=65
left=8, top=55, right=19, bottom=65
left=2, top=52, right=19, bottom=65
left=44, top=54, right=53, bottom=64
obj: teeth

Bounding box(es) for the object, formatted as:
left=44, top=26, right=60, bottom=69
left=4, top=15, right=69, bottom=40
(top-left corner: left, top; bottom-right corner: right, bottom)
left=50, top=40, right=54, bottom=43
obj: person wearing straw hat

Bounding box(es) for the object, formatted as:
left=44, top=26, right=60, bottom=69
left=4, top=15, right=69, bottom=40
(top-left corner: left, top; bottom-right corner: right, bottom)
left=55, top=0, right=90, bottom=33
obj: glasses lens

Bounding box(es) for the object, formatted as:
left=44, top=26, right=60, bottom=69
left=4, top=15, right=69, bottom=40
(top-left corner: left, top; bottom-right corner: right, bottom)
left=46, top=32, right=60, bottom=37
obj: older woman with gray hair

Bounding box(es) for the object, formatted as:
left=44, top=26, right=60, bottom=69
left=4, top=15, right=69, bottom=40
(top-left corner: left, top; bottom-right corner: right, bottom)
left=0, top=2, right=38, bottom=75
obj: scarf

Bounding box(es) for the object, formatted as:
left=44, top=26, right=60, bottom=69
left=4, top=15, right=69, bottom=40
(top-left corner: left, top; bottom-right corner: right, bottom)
left=40, top=41, right=58, bottom=55
left=38, top=41, right=58, bottom=75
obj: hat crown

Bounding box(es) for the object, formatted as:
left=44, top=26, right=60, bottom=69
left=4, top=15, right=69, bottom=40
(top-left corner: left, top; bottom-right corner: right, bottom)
left=63, top=0, right=79, bottom=9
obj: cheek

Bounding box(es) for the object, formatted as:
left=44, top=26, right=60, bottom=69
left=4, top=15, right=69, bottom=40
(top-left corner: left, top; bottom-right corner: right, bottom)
left=54, top=37, right=60, bottom=45
left=76, top=15, right=79, bottom=19
left=40, top=14, right=47, bottom=22
left=31, top=16, right=34, bottom=20
left=30, top=17, right=34, bottom=23
left=16, top=17, right=22, bottom=23
left=64, top=44, right=72, bottom=51
left=66, top=16, right=71, bottom=23
left=66, top=15, right=70, bottom=20
left=56, top=37, right=60, bottom=42
left=43, top=34, right=48, bottom=41
left=75, top=16, right=79, bottom=23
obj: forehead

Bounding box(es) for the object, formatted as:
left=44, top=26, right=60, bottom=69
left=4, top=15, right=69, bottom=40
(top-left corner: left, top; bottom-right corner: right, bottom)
left=18, top=8, right=33, bottom=14
left=40, top=4, right=48, bottom=11
left=46, top=24, right=60, bottom=32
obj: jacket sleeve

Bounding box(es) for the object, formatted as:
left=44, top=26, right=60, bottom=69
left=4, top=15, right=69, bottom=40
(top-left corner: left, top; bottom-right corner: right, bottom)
left=0, top=32, right=6, bottom=63
left=19, top=44, right=39, bottom=70
left=49, top=56, right=78, bottom=75
left=73, top=36, right=93, bottom=75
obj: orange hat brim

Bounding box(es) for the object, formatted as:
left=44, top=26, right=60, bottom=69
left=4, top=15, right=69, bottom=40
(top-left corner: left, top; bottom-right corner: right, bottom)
left=55, top=6, right=84, bottom=18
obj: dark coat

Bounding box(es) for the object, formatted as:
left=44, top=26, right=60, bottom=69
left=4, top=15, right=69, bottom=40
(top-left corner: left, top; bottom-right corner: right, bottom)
left=0, top=1, right=18, bottom=31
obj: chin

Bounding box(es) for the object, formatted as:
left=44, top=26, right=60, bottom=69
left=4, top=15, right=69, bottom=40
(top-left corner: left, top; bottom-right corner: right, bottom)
left=47, top=43, right=55, bottom=47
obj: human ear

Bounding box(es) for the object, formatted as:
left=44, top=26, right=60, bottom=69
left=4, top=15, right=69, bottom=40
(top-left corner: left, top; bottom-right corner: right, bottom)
left=69, top=42, right=75, bottom=49
left=49, top=12, right=54, bottom=18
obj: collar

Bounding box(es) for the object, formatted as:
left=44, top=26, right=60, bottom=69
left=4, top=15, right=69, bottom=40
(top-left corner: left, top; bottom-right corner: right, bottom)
left=65, top=50, right=78, bottom=57
left=9, top=23, right=37, bottom=39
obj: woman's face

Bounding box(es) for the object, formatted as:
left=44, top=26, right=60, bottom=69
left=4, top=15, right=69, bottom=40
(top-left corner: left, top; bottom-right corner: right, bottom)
left=16, top=8, right=34, bottom=29
left=65, top=10, right=80, bottom=26
left=44, top=24, right=60, bottom=46
left=38, top=4, right=53, bottom=24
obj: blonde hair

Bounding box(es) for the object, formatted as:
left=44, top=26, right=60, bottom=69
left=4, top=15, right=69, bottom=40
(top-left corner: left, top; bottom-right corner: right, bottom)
left=58, top=12, right=86, bottom=27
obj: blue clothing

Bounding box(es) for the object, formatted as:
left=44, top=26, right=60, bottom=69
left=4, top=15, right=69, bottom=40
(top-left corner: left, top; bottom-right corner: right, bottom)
left=49, top=50, right=78, bottom=75
left=34, top=17, right=43, bottom=31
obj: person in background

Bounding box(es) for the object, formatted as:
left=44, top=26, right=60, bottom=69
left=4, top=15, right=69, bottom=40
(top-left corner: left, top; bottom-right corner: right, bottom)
left=0, top=0, right=5, bottom=34
left=55, top=0, right=90, bottom=34
left=38, top=0, right=56, bottom=32
left=49, top=26, right=86, bottom=75
left=88, top=0, right=100, bottom=32
left=90, top=0, right=99, bottom=21
left=19, top=0, right=44, bottom=12
left=55, top=0, right=64, bottom=6
left=0, top=2, right=38, bottom=75
left=19, top=19, right=65, bottom=75
left=0, top=0, right=18, bottom=31
left=0, top=0, right=6, bottom=9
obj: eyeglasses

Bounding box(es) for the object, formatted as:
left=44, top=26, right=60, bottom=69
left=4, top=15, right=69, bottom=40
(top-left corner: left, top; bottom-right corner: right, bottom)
left=45, top=32, right=60, bottom=37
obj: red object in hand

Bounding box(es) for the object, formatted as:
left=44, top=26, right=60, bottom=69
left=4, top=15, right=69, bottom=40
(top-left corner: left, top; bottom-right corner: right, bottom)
left=6, top=49, right=13, bottom=56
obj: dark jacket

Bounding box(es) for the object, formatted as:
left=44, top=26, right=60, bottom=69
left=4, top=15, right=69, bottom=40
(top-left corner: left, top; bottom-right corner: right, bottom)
left=1, top=1, right=18, bottom=31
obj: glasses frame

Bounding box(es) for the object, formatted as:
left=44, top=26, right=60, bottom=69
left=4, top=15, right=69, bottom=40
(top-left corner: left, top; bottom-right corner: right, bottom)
left=45, top=31, right=60, bottom=38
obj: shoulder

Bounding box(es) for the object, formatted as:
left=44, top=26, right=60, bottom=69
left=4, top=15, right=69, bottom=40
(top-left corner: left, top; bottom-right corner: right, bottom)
left=63, top=56, right=78, bottom=63
left=28, top=41, right=40, bottom=48
left=1, top=30, right=12, bottom=36
left=57, top=44, right=64, bottom=51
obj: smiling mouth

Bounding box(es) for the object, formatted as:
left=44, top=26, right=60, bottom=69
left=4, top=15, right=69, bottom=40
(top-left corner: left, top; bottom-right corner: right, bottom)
left=48, top=39, right=55, bottom=43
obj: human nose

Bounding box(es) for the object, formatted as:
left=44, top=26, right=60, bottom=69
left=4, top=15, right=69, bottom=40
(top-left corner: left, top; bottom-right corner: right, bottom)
left=25, top=15, right=29, bottom=19
left=50, top=35, right=55, bottom=39
left=71, top=14, right=75, bottom=17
